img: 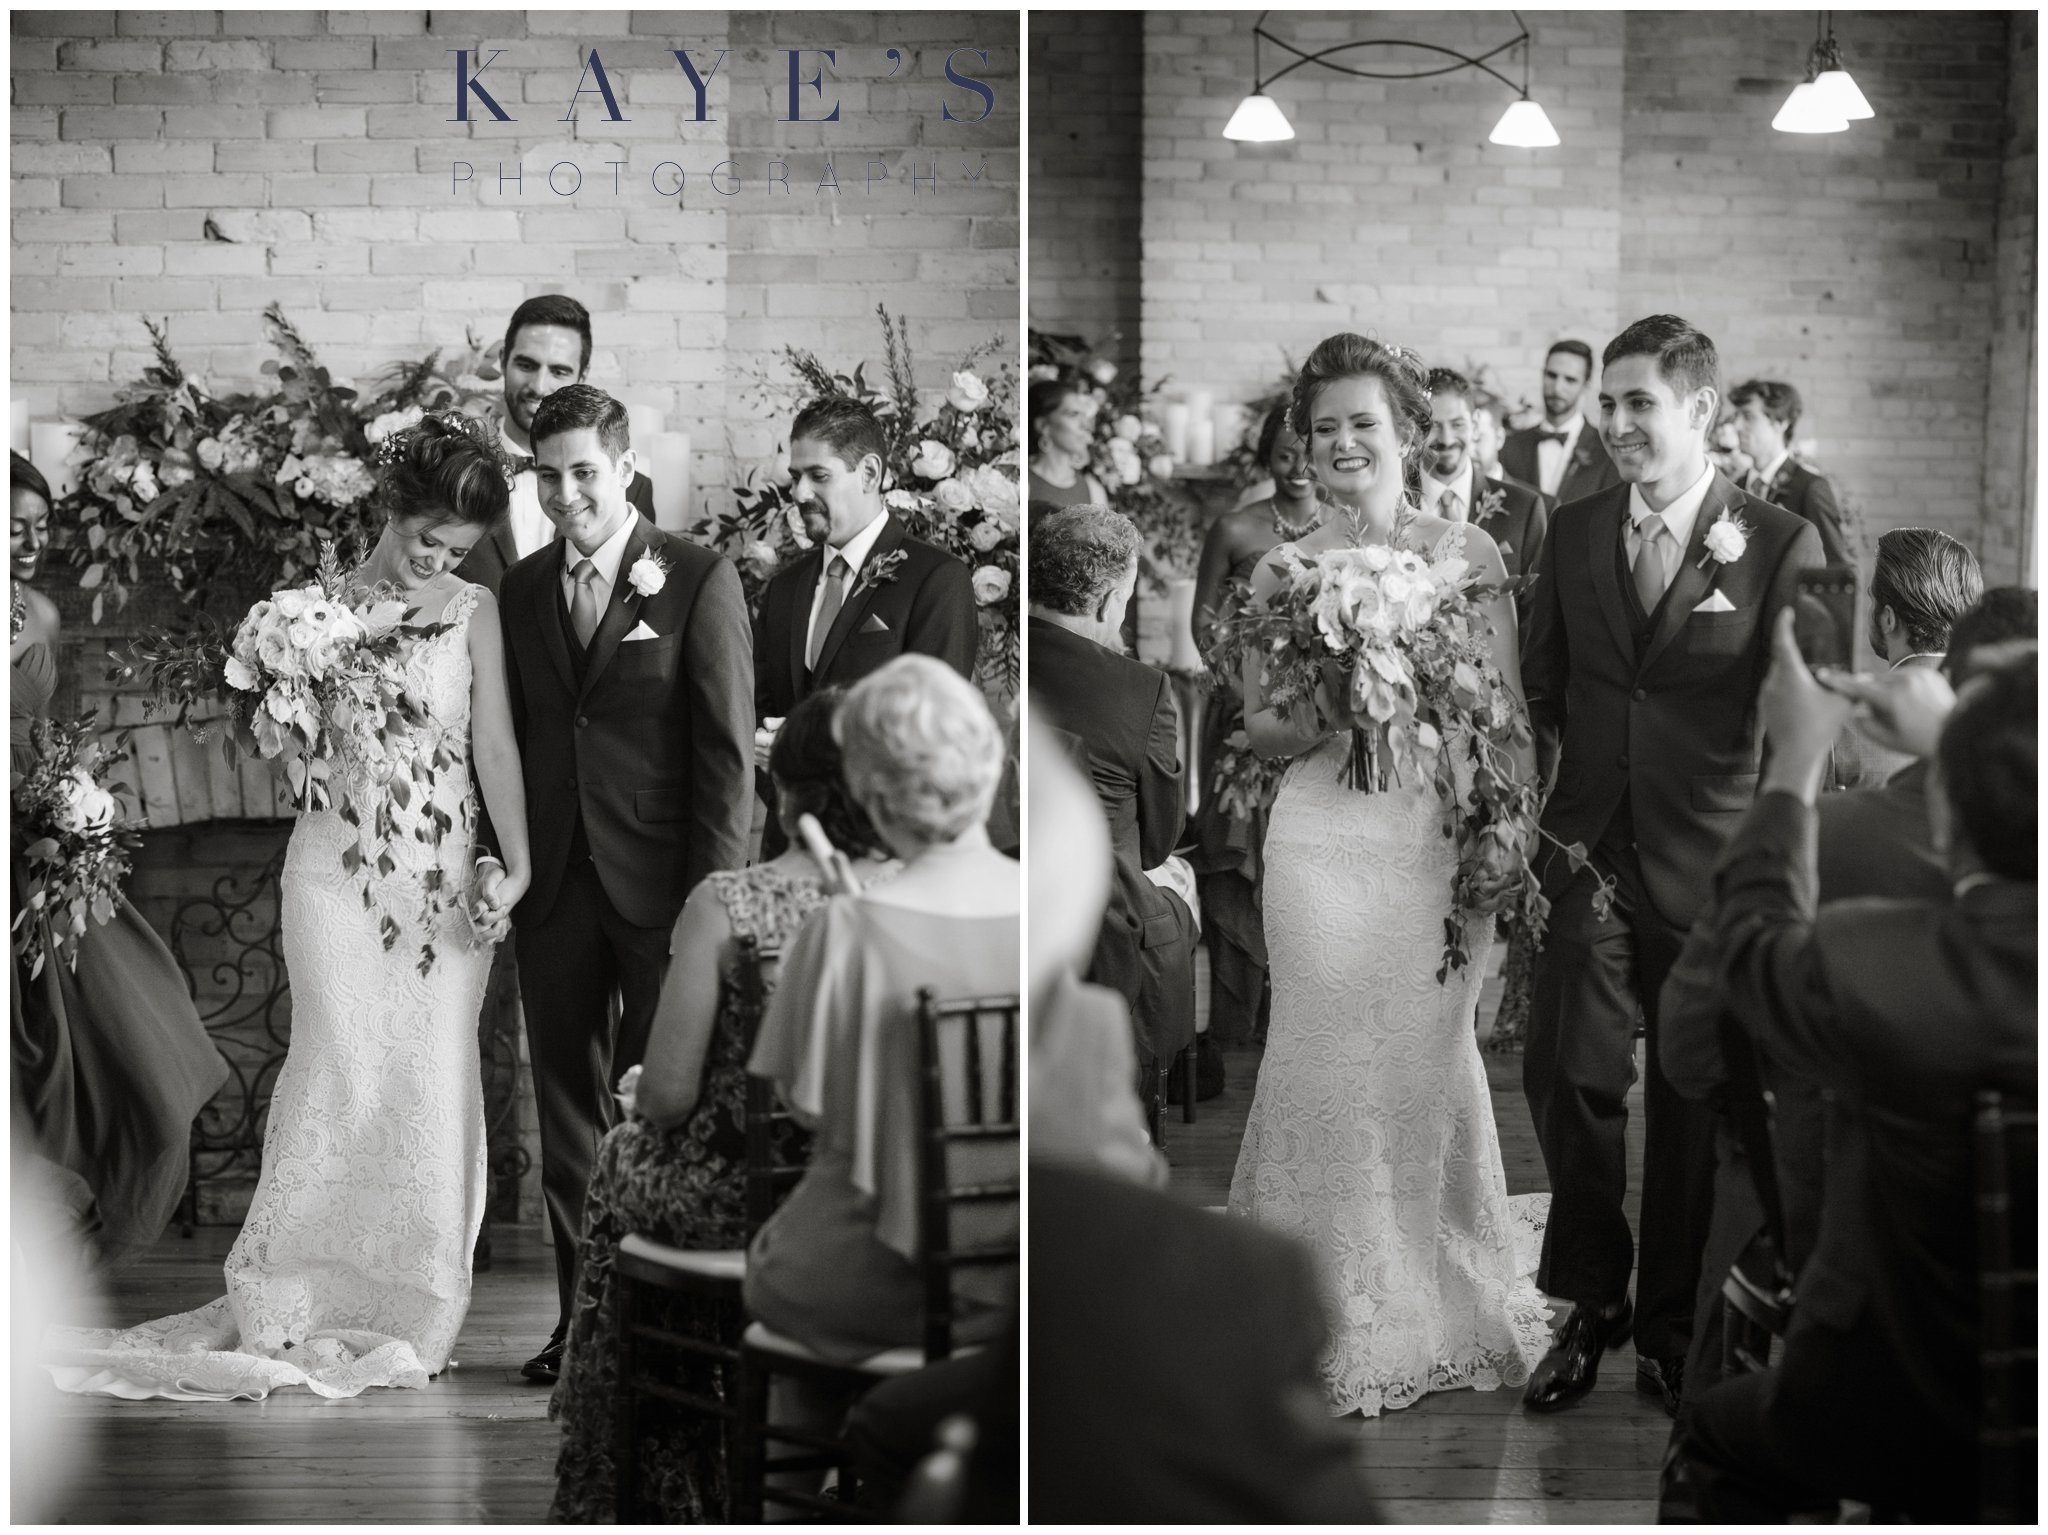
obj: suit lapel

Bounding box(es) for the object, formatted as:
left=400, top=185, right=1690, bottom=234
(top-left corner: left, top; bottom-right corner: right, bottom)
left=1585, top=490, right=1635, bottom=661
left=533, top=538, right=578, bottom=697
left=578, top=516, right=654, bottom=702
left=812, top=515, right=905, bottom=681
left=1639, top=472, right=1737, bottom=675
left=784, top=544, right=824, bottom=699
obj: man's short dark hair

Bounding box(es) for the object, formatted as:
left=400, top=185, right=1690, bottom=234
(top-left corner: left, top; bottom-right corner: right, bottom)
left=530, top=382, right=631, bottom=460
left=503, top=294, right=593, bottom=377
left=790, top=394, right=889, bottom=476
left=1545, top=339, right=1595, bottom=376
left=1029, top=505, right=1141, bottom=617
left=1425, top=367, right=1475, bottom=411
left=1870, top=527, right=1984, bottom=656
left=1602, top=314, right=1720, bottom=401
left=1727, top=379, right=1804, bottom=437
left=1939, top=647, right=2035, bottom=880
left=1945, top=586, right=2038, bottom=683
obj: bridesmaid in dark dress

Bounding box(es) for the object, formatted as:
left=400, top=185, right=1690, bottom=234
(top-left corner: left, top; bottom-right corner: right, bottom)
left=1185, top=411, right=1322, bottom=1047
left=548, top=687, right=896, bottom=1523
left=9, top=451, right=227, bottom=1267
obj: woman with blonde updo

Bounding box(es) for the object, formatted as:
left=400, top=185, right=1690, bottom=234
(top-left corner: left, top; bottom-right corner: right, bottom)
left=744, top=654, right=1020, bottom=1363
left=1228, top=335, right=1550, bottom=1419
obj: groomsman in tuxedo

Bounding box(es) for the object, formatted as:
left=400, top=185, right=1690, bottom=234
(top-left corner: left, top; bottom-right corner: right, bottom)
left=1422, top=368, right=1549, bottom=583
left=458, top=294, right=655, bottom=594
left=1518, top=315, right=1824, bottom=1417
left=1499, top=339, right=1622, bottom=508
left=1726, top=380, right=1851, bottom=566
left=752, top=394, right=977, bottom=857
left=497, top=385, right=753, bottom=1382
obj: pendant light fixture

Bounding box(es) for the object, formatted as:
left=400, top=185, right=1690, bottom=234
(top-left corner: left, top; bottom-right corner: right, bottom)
left=1774, top=13, right=1873, bottom=135
left=1223, top=11, right=1557, bottom=149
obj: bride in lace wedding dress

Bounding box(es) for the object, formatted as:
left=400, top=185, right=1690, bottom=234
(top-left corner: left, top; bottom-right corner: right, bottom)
left=1228, top=338, right=1552, bottom=1418
left=48, top=416, right=534, bottom=1401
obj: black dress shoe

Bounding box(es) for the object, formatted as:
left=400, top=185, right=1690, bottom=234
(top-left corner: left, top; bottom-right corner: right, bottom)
left=1522, top=1296, right=1634, bottom=1413
left=1637, top=1352, right=1684, bottom=1418
left=521, top=1338, right=565, bottom=1384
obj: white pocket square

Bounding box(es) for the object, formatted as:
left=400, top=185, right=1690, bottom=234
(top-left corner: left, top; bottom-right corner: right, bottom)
left=623, top=621, right=661, bottom=641
left=1692, top=590, right=1738, bottom=614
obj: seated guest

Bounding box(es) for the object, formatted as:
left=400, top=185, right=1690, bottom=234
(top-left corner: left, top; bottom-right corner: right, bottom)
left=1028, top=505, right=1198, bottom=1089
left=1834, top=526, right=1984, bottom=788
left=1679, top=621, right=2035, bottom=1522
left=745, top=656, right=1020, bottom=1362
left=1727, top=379, right=1851, bottom=565
left=1027, top=378, right=1107, bottom=514
left=547, top=688, right=895, bottom=1522
left=1659, top=584, right=2037, bottom=1425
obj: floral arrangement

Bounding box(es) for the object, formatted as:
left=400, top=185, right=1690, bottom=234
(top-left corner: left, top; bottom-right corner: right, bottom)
left=117, top=543, right=470, bottom=974
left=1218, top=366, right=1299, bottom=490
left=1218, top=513, right=1608, bottom=978
left=54, top=305, right=502, bottom=623
left=11, top=713, right=141, bottom=978
left=1027, top=329, right=1196, bottom=586
left=709, top=306, right=1020, bottom=695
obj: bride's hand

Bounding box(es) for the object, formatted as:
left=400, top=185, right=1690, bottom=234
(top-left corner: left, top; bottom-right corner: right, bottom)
left=469, top=860, right=528, bottom=942
left=1465, top=826, right=1525, bottom=913
left=1316, top=657, right=1360, bottom=731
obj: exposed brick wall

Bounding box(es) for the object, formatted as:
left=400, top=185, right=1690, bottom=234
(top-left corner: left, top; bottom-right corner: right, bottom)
left=11, top=9, right=1018, bottom=520
left=1117, top=10, right=2030, bottom=567
left=1028, top=11, right=1143, bottom=372
left=1983, top=10, right=2036, bottom=584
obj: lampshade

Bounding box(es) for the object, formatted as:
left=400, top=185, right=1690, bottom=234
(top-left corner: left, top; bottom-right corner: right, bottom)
left=1812, top=68, right=1874, bottom=121
left=1488, top=98, right=1559, bottom=149
left=1772, top=81, right=1849, bottom=134
left=1222, top=92, right=1294, bottom=143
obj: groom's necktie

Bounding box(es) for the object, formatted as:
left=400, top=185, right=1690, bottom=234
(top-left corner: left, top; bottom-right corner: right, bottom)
left=1440, top=487, right=1466, bottom=523
left=807, top=554, right=850, bottom=672
left=569, top=558, right=602, bottom=648
left=1631, top=514, right=1672, bottom=612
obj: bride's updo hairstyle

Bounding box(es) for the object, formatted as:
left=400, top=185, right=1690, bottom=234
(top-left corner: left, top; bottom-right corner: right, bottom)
left=372, top=411, right=515, bottom=532
left=1288, top=333, right=1434, bottom=498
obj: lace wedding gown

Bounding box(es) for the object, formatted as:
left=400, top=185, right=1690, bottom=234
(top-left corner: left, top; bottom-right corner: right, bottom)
left=48, top=582, right=495, bottom=1401
left=1228, top=528, right=1553, bottom=1419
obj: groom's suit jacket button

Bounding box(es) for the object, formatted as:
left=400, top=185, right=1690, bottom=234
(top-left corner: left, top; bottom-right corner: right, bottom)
left=566, top=777, right=577, bottom=789
left=1632, top=687, right=1647, bottom=701
left=576, top=715, right=589, bottom=728
left=1617, top=754, right=1629, bottom=769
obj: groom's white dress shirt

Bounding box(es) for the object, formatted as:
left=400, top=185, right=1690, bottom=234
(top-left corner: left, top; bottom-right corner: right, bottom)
left=559, top=510, right=638, bottom=616
left=803, top=507, right=889, bottom=662
left=1625, top=462, right=1714, bottom=597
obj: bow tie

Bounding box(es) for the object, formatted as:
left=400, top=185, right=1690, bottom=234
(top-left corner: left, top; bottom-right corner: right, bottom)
left=1535, top=429, right=1570, bottom=446
left=511, top=454, right=535, bottom=476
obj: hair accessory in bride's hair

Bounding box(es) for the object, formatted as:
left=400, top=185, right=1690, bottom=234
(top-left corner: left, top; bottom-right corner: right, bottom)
left=372, top=410, right=519, bottom=488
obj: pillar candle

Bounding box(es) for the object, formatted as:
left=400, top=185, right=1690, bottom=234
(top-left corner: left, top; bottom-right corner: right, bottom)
left=1161, top=402, right=1190, bottom=462
left=1187, top=417, right=1216, bottom=469
left=30, top=420, right=83, bottom=501
left=1213, top=403, right=1247, bottom=459
left=650, top=431, right=691, bottom=532
left=9, top=400, right=30, bottom=456
left=625, top=400, right=666, bottom=458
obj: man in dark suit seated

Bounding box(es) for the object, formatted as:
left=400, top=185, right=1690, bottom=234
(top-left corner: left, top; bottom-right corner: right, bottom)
left=1421, top=367, right=1549, bottom=584
left=457, top=294, right=655, bottom=595
left=1659, top=585, right=2036, bottom=1425
left=751, top=394, right=978, bottom=856
left=1027, top=504, right=1198, bottom=1095
left=1499, top=338, right=1622, bottom=509
left=1677, top=619, right=2036, bottom=1523
left=1833, top=526, right=1984, bottom=789
left=1726, top=380, right=1851, bottom=567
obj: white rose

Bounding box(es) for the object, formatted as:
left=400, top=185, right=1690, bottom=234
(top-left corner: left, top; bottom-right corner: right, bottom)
left=1106, top=436, right=1142, bottom=487
left=53, top=770, right=118, bottom=835
left=223, top=656, right=259, bottom=691
left=627, top=553, right=667, bottom=597
left=1089, top=360, right=1119, bottom=385
left=1148, top=453, right=1175, bottom=480
left=961, top=463, right=1019, bottom=522
left=274, top=589, right=310, bottom=620
left=1703, top=516, right=1747, bottom=564
left=366, top=405, right=424, bottom=445
left=911, top=438, right=957, bottom=480
left=1114, top=414, right=1143, bottom=443
left=884, top=488, right=925, bottom=513
left=741, top=539, right=780, bottom=576
left=970, top=565, right=1011, bottom=606
left=197, top=437, right=226, bottom=472
left=934, top=477, right=977, bottom=515
left=946, top=371, right=990, bottom=413
left=1028, top=364, right=1060, bottom=382
left=130, top=461, right=159, bottom=503
left=968, top=517, right=1005, bottom=552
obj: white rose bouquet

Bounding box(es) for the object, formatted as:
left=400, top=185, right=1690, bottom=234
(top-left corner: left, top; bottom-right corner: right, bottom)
left=10, top=713, right=141, bottom=978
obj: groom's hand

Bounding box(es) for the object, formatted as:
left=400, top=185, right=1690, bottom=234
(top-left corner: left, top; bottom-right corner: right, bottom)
left=754, top=717, right=783, bottom=773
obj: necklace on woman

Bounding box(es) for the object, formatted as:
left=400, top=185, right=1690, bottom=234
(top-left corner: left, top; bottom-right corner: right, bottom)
left=1271, top=497, right=1321, bottom=541
left=10, top=583, right=26, bottom=644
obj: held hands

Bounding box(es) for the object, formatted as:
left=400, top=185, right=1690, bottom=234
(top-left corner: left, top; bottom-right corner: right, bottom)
left=1464, top=824, right=1525, bottom=914
left=468, top=856, right=528, bottom=944
left=753, top=717, right=784, bottom=774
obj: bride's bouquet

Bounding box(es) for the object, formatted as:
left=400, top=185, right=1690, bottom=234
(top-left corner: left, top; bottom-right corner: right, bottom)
left=11, top=713, right=142, bottom=978
left=119, top=542, right=470, bottom=973
left=1220, top=516, right=1605, bottom=979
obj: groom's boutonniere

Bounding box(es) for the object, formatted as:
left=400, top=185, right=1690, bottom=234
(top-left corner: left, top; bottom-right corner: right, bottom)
left=1697, top=508, right=1751, bottom=570
left=853, top=549, right=908, bottom=596
left=627, top=552, right=669, bottom=597
left=1475, top=485, right=1508, bottom=524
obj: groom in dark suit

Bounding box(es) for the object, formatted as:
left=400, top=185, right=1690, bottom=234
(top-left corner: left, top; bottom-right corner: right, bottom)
left=497, top=384, right=753, bottom=1381
left=1518, top=315, right=1824, bottom=1417
left=752, top=394, right=978, bottom=857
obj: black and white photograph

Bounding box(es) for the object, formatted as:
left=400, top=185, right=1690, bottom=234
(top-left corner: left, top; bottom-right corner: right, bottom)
left=1025, top=9, right=2035, bottom=1524
left=13, top=8, right=1019, bottom=1522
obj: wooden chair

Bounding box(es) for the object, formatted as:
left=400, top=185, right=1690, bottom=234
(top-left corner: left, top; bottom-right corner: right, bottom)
left=732, top=989, right=1021, bottom=1523
left=612, top=936, right=804, bottom=1523
left=1975, top=1090, right=2036, bottom=1524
